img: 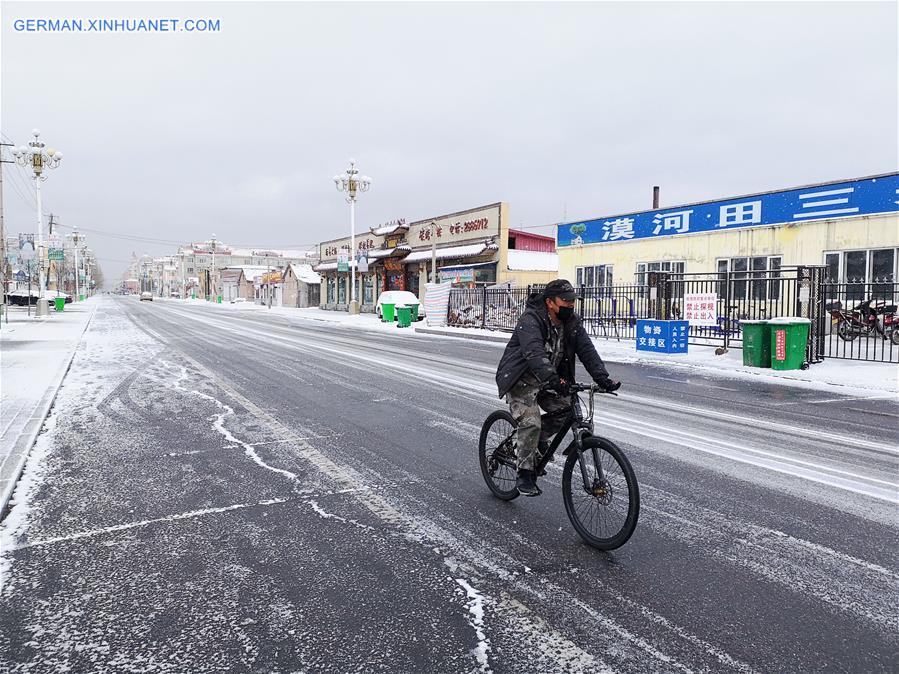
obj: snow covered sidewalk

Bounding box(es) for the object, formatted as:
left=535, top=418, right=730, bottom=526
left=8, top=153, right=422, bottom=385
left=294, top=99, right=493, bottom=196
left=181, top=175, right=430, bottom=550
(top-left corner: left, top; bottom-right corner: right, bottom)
left=0, top=299, right=97, bottom=514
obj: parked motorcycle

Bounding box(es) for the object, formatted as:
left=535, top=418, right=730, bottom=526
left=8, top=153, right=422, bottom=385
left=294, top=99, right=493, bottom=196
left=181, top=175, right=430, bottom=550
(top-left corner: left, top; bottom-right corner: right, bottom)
left=826, top=298, right=899, bottom=345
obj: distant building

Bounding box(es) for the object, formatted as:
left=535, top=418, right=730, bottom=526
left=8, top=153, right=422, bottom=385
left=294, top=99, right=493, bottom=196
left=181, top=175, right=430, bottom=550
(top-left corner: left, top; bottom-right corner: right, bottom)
left=315, top=203, right=559, bottom=312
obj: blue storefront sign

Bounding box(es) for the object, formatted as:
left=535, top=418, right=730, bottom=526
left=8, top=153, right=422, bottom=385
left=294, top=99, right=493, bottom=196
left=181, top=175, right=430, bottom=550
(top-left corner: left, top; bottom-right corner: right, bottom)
left=558, top=174, right=899, bottom=247
left=636, top=320, right=689, bottom=354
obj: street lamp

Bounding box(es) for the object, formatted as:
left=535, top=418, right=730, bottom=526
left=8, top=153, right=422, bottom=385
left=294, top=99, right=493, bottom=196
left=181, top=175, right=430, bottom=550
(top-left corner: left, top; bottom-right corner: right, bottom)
left=11, top=129, right=63, bottom=316
left=71, top=226, right=83, bottom=301
left=210, top=233, right=218, bottom=301
left=333, top=158, right=372, bottom=314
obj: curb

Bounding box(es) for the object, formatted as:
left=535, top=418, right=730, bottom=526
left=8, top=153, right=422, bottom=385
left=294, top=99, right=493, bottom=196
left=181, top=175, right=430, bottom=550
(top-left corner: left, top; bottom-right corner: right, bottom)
left=0, top=305, right=98, bottom=520
left=413, top=326, right=509, bottom=343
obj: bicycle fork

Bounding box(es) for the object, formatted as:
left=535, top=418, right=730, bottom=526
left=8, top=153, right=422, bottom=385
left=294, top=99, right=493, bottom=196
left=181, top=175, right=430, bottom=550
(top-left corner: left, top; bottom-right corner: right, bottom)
left=571, top=428, right=605, bottom=493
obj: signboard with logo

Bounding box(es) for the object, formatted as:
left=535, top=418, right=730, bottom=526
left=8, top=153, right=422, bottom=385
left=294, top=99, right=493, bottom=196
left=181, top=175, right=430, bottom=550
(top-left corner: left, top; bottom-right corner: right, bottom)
left=407, top=204, right=501, bottom=247
left=337, top=253, right=349, bottom=272
left=357, top=254, right=369, bottom=273
left=439, top=267, right=475, bottom=283
left=558, top=174, right=899, bottom=247
left=636, top=320, right=689, bottom=354
left=683, top=293, right=717, bottom=327
left=49, top=248, right=64, bottom=261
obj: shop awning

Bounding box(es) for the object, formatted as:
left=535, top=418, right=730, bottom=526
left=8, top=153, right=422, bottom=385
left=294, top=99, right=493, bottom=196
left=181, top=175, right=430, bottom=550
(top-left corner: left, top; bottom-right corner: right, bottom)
left=403, top=241, right=498, bottom=263
left=367, top=245, right=410, bottom=259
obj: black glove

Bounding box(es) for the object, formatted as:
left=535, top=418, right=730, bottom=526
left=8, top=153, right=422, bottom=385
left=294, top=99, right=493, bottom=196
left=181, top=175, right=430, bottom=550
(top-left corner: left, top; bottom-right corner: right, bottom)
left=544, top=375, right=569, bottom=395
left=595, top=377, right=621, bottom=393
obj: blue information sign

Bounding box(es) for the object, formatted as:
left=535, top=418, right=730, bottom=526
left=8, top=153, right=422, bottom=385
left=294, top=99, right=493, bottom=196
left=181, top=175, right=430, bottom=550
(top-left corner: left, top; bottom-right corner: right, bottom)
left=636, top=320, right=689, bottom=354
left=558, top=174, right=899, bottom=247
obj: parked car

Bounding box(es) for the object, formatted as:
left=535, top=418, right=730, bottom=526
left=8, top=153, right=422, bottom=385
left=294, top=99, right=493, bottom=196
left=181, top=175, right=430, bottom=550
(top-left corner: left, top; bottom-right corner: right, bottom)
left=230, top=297, right=247, bottom=304
left=140, top=291, right=153, bottom=301
left=375, top=290, right=425, bottom=320
left=4, top=290, right=71, bottom=306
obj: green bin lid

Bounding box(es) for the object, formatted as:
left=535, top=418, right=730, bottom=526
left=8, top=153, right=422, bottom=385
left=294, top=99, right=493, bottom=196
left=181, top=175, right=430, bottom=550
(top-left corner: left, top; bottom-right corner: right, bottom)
left=768, top=317, right=811, bottom=325
left=740, top=319, right=769, bottom=324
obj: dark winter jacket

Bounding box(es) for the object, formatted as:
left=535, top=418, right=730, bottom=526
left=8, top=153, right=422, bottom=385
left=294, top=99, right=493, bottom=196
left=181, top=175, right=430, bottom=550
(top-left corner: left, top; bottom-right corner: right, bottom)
left=495, top=292, right=609, bottom=398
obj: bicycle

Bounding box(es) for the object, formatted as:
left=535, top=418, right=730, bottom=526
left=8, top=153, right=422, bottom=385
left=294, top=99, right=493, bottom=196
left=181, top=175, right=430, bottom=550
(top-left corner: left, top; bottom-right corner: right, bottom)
left=478, top=382, right=640, bottom=550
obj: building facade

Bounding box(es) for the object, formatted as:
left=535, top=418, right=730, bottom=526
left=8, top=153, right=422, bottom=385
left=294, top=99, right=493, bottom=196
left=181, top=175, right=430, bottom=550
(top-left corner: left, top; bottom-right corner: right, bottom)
left=555, top=173, right=899, bottom=289
left=315, top=203, right=559, bottom=312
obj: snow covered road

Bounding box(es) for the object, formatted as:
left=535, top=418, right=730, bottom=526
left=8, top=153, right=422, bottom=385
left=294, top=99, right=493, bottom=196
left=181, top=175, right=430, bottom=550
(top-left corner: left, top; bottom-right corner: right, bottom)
left=1, top=296, right=896, bottom=672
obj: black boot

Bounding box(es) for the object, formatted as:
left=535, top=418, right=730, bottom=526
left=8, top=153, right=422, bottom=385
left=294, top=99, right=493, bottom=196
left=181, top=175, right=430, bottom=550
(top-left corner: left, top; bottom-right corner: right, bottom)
left=517, top=469, right=541, bottom=496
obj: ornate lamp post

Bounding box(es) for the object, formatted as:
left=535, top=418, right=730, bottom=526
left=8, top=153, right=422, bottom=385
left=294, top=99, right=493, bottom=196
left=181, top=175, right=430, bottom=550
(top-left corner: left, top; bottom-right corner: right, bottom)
left=333, top=159, right=372, bottom=314
left=12, top=129, right=63, bottom=316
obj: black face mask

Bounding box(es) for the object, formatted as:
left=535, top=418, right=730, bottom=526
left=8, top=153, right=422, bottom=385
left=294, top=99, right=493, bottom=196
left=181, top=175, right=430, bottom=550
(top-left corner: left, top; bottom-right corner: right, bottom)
left=556, top=305, right=574, bottom=321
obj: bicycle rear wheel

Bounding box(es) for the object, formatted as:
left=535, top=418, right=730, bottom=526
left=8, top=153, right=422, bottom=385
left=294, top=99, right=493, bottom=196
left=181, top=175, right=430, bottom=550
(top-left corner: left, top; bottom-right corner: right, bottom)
left=478, top=410, right=520, bottom=501
left=562, top=436, right=639, bottom=550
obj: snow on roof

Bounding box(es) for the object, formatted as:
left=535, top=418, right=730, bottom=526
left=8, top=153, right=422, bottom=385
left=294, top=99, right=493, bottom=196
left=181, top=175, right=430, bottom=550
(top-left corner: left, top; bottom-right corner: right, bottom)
left=230, top=248, right=316, bottom=259
left=370, top=223, right=409, bottom=236
left=404, top=242, right=498, bottom=263
left=289, top=263, right=321, bottom=284
left=506, top=250, right=559, bottom=272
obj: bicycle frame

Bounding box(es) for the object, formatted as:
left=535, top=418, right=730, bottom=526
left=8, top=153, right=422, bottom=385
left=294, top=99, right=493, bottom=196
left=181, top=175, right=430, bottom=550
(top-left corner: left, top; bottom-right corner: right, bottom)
left=533, top=387, right=605, bottom=493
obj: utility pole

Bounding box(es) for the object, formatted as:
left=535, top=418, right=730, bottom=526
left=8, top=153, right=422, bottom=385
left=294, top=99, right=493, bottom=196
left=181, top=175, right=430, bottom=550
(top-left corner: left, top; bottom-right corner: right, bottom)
left=0, top=142, right=13, bottom=322
left=72, top=226, right=82, bottom=301
left=430, top=221, right=437, bottom=284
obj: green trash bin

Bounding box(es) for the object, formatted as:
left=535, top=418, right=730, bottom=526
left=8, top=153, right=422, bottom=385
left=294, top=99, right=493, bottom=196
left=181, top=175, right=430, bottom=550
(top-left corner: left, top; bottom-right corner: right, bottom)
left=54, top=297, right=66, bottom=312
left=381, top=302, right=396, bottom=322
left=79, top=294, right=85, bottom=302
left=396, top=305, right=412, bottom=328
left=741, top=320, right=771, bottom=368
left=408, top=303, right=420, bottom=321
left=217, top=295, right=223, bottom=304
left=769, top=317, right=811, bottom=370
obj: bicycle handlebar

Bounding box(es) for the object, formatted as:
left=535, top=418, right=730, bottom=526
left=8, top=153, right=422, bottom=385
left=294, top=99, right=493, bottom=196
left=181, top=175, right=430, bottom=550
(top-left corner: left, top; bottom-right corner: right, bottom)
left=569, top=382, right=619, bottom=396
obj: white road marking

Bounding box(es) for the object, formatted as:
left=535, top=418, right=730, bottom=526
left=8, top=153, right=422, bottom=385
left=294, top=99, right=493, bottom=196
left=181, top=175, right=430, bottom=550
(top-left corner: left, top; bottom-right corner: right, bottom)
left=11, top=497, right=292, bottom=551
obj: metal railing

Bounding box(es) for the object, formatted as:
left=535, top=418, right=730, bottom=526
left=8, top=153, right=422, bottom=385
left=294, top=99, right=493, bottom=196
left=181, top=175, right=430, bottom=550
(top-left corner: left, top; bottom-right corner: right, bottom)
left=822, top=282, right=899, bottom=362
left=450, top=268, right=898, bottom=363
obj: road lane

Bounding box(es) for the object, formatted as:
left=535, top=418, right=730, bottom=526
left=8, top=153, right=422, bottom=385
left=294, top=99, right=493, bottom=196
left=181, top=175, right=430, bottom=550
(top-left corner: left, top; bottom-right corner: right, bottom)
left=1, top=297, right=896, bottom=673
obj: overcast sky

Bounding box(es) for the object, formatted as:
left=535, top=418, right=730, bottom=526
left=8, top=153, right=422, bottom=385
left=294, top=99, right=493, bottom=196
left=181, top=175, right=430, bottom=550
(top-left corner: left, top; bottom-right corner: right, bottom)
left=2, top=1, right=897, bottom=283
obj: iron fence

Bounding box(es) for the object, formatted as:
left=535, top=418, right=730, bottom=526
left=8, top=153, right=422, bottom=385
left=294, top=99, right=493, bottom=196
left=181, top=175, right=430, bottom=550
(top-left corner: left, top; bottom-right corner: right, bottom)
left=821, top=282, right=899, bottom=362
left=446, top=285, right=533, bottom=331
left=448, top=267, right=898, bottom=364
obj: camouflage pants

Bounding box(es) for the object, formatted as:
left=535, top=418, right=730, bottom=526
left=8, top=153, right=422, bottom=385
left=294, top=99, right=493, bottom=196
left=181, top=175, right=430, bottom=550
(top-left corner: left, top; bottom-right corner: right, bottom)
left=506, top=374, right=572, bottom=472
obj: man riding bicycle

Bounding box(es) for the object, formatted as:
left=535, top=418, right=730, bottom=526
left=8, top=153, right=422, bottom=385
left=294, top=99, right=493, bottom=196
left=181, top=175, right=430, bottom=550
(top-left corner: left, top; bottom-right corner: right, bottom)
left=495, top=279, right=620, bottom=496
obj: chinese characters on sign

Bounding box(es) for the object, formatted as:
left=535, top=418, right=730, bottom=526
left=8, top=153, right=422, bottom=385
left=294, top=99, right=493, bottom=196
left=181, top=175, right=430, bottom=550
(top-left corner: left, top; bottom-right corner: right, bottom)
left=775, top=329, right=786, bottom=362
left=683, top=293, right=718, bottom=327
left=635, top=320, right=689, bottom=354
left=601, top=218, right=635, bottom=241
left=558, top=175, right=899, bottom=246
left=653, top=210, right=692, bottom=235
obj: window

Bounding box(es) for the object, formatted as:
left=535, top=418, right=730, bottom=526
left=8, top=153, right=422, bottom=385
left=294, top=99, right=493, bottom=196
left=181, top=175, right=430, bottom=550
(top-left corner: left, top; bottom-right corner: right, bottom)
left=327, top=276, right=336, bottom=303
left=337, top=276, right=346, bottom=304
left=363, top=274, right=374, bottom=304
left=823, top=248, right=898, bottom=300
left=824, top=253, right=839, bottom=284
left=575, top=264, right=613, bottom=288
left=635, top=261, right=685, bottom=286
left=717, top=256, right=782, bottom=300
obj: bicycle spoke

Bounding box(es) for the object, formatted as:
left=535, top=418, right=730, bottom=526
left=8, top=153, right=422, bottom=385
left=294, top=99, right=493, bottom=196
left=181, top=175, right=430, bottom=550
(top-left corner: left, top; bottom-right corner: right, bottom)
left=568, top=445, right=633, bottom=542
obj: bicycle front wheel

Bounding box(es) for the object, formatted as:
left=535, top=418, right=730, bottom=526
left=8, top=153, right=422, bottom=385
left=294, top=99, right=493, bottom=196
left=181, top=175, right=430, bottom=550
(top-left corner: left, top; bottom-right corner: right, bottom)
left=478, top=410, right=520, bottom=501
left=562, top=437, right=639, bottom=550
